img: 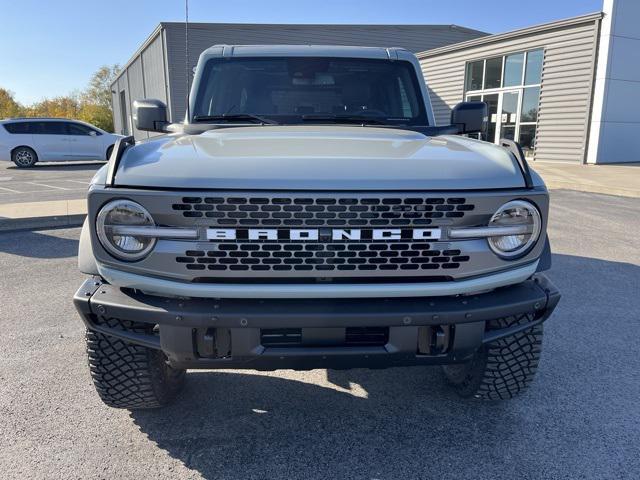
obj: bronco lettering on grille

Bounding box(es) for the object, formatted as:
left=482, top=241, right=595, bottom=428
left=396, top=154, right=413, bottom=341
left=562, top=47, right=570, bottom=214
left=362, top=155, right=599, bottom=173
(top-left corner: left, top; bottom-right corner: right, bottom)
left=206, top=228, right=442, bottom=241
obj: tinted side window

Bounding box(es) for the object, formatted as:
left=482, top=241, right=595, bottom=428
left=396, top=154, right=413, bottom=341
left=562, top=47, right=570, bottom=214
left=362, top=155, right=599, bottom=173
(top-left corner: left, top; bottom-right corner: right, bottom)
left=40, top=122, right=68, bottom=135
left=68, top=123, right=93, bottom=135
left=3, top=122, right=31, bottom=134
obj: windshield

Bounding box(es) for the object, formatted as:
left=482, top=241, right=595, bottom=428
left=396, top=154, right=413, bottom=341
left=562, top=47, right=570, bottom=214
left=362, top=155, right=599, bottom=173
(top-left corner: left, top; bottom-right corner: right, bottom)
left=192, top=57, right=429, bottom=126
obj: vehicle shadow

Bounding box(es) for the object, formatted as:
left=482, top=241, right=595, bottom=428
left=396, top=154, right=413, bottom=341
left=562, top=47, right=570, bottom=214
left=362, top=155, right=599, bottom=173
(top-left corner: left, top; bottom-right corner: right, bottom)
left=128, top=254, right=640, bottom=479
left=3, top=161, right=105, bottom=172
left=0, top=228, right=78, bottom=258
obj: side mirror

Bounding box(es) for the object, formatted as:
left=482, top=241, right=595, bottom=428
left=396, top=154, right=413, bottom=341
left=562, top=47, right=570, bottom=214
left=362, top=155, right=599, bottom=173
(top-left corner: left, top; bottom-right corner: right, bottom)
left=133, top=99, right=169, bottom=133
left=451, top=101, right=487, bottom=135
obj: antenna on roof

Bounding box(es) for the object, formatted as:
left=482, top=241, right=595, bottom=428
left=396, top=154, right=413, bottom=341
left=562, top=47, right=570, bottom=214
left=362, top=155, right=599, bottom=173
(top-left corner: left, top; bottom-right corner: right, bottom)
left=185, top=0, right=190, bottom=123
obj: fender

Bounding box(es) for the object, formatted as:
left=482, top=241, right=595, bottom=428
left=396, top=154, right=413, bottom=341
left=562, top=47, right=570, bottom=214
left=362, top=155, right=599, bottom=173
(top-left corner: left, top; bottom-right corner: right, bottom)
left=78, top=217, right=99, bottom=275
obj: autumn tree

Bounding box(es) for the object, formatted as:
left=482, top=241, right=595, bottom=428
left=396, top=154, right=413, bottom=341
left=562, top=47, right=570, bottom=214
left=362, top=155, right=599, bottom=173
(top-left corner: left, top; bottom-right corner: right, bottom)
left=0, top=88, right=23, bottom=118
left=0, top=64, right=120, bottom=132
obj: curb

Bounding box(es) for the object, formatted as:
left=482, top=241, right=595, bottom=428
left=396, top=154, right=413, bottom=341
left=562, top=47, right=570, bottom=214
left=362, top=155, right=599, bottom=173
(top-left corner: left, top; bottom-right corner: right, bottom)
left=543, top=181, right=639, bottom=199
left=0, top=214, right=86, bottom=232
left=0, top=199, right=87, bottom=232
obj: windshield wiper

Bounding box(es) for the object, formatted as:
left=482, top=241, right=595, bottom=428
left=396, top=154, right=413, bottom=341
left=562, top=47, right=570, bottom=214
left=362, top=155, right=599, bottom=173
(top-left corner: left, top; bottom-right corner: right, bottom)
left=192, top=114, right=278, bottom=125
left=301, top=114, right=389, bottom=125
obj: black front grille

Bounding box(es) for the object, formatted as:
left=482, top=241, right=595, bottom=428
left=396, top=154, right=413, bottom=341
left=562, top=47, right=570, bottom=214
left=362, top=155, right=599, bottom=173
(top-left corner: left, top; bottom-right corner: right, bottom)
left=260, top=327, right=389, bottom=347
left=176, top=242, right=470, bottom=273
left=172, top=195, right=475, bottom=228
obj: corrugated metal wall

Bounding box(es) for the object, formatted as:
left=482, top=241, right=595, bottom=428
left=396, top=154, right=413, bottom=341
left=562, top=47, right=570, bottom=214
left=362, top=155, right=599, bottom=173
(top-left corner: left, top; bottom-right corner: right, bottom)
left=162, top=23, right=487, bottom=125
left=114, top=70, right=130, bottom=135
left=111, top=29, right=168, bottom=138
left=419, top=16, right=601, bottom=163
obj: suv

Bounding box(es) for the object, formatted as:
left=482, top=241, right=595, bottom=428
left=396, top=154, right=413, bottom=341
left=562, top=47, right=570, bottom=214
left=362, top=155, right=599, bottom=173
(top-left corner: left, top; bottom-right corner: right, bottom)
left=74, top=45, right=560, bottom=409
left=0, top=118, right=122, bottom=167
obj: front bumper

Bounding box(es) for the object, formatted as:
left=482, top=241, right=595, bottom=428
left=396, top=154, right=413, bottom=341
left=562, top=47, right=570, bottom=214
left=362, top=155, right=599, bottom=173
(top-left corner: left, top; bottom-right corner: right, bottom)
left=74, top=275, right=560, bottom=370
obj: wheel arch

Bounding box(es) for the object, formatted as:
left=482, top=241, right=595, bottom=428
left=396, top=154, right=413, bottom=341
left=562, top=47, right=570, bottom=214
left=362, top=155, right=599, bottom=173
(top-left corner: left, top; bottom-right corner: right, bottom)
left=11, top=144, right=40, bottom=159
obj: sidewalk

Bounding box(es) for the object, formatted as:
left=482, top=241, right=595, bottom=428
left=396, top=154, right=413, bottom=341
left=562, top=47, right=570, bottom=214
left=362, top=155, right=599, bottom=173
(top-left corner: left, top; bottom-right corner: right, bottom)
left=0, top=163, right=637, bottom=232
left=0, top=199, right=86, bottom=231
left=533, top=162, right=639, bottom=198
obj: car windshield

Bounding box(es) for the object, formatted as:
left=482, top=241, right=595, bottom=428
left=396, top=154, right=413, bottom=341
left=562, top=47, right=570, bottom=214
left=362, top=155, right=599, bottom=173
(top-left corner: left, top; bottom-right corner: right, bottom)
left=192, top=57, right=429, bottom=126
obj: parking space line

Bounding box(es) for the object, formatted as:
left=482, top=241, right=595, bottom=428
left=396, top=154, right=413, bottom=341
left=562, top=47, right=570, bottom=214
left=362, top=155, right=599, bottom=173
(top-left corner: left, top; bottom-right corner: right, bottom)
left=65, top=180, right=91, bottom=185
left=0, top=185, right=20, bottom=193
left=28, top=182, right=69, bottom=190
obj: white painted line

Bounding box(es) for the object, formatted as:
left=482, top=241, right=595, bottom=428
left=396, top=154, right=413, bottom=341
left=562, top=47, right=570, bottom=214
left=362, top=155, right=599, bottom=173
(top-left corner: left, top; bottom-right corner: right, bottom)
left=0, top=185, right=20, bottom=193
left=28, top=182, right=69, bottom=191
left=65, top=179, right=91, bottom=185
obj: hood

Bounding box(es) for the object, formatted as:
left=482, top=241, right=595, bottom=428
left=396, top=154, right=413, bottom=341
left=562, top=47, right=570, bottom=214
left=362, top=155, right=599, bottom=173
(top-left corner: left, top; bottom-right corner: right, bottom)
left=114, top=126, right=529, bottom=190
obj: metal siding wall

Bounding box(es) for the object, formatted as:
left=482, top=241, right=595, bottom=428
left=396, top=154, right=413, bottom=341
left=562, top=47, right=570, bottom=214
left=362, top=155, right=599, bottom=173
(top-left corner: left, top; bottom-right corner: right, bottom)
left=127, top=57, right=146, bottom=139
left=141, top=34, right=168, bottom=138
left=420, top=21, right=599, bottom=162
left=116, top=71, right=130, bottom=136
left=164, top=23, right=486, bottom=124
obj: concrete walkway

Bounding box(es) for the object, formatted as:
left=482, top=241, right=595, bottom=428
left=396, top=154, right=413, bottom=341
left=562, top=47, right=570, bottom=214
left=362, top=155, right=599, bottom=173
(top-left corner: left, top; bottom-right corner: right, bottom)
left=0, top=163, right=637, bottom=232
left=0, top=199, right=86, bottom=231
left=533, top=162, right=639, bottom=198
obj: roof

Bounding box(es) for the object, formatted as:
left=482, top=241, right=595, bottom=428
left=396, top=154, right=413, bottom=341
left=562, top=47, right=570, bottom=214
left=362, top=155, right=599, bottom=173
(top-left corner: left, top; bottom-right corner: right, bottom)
left=417, top=12, right=603, bottom=58
left=1, top=117, right=76, bottom=122
left=199, top=44, right=410, bottom=60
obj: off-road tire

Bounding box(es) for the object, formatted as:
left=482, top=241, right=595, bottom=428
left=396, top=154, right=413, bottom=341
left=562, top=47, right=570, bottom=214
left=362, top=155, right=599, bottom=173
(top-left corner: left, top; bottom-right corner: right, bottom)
left=86, top=323, right=185, bottom=409
left=442, top=313, right=543, bottom=400
left=11, top=146, right=38, bottom=167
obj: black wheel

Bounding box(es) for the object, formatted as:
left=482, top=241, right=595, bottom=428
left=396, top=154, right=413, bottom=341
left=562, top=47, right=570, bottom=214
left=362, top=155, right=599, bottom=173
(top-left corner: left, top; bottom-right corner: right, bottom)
left=86, top=319, right=185, bottom=409
left=442, top=313, right=543, bottom=400
left=106, top=145, right=114, bottom=160
left=11, top=146, right=38, bottom=167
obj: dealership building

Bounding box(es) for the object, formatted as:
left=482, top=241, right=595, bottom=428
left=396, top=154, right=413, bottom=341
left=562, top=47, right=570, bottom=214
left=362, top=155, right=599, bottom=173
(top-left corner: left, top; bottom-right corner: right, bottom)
left=112, top=0, right=639, bottom=164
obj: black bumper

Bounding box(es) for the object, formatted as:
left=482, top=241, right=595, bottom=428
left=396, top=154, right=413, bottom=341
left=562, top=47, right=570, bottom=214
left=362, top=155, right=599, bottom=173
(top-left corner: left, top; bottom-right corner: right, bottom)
left=73, top=275, right=560, bottom=370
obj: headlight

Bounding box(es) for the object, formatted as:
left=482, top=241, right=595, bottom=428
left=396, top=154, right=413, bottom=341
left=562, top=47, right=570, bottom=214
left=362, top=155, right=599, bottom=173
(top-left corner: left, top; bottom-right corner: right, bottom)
left=96, top=199, right=156, bottom=261
left=487, top=200, right=541, bottom=259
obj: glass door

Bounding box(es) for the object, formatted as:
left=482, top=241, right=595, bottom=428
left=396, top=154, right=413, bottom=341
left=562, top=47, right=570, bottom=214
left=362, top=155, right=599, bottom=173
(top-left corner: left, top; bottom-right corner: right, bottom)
left=483, top=93, right=499, bottom=143
left=466, top=93, right=498, bottom=143
left=497, top=90, right=520, bottom=142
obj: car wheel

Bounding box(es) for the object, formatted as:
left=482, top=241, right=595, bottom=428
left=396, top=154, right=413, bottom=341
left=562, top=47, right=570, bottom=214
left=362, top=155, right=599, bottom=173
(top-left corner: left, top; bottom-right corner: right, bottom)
left=11, top=146, right=38, bottom=168
left=86, top=319, right=186, bottom=409
left=106, top=145, right=114, bottom=160
left=442, top=313, right=543, bottom=400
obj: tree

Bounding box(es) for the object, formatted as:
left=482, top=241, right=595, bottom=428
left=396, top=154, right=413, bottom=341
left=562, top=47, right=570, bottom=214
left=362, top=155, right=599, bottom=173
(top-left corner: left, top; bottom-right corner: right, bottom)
left=83, top=64, right=120, bottom=109
left=0, top=88, right=23, bottom=118
left=0, top=64, right=120, bottom=131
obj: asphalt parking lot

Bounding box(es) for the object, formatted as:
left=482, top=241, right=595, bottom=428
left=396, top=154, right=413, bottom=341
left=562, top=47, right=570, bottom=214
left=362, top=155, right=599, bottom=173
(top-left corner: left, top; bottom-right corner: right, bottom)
left=0, top=189, right=638, bottom=480
left=0, top=161, right=103, bottom=204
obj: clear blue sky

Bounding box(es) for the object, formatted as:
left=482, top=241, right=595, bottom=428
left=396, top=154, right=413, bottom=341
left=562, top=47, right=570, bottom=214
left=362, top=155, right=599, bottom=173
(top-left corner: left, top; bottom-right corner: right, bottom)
left=0, top=0, right=602, bottom=104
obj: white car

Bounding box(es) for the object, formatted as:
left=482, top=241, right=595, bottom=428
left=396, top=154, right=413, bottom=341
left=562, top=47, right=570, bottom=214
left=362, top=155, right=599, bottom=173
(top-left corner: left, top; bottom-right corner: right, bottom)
left=0, top=118, right=124, bottom=167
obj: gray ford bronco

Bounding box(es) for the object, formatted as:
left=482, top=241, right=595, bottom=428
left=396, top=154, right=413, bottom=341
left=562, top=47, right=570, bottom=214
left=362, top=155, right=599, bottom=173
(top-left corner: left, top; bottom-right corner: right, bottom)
left=74, top=45, right=560, bottom=409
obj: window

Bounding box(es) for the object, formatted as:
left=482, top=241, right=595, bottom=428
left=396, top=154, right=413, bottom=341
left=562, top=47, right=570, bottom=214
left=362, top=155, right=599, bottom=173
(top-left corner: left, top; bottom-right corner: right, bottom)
left=28, top=121, right=67, bottom=135
left=193, top=57, right=429, bottom=126
left=525, top=49, right=544, bottom=85
left=463, top=48, right=543, bottom=158
left=484, top=57, right=503, bottom=89
left=2, top=122, right=31, bottom=134
left=521, top=87, right=540, bottom=123
left=465, top=61, right=484, bottom=91
left=68, top=123, right=98, bottom=135
left=503, top=53, right=524, bottom=87
left=519, top=125, right=537, bottom=152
